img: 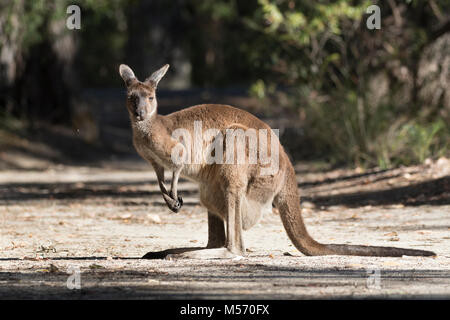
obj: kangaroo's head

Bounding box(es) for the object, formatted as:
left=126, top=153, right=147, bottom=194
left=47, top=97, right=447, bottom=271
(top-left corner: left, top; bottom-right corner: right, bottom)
left=119, top=64, right=169, bottom=122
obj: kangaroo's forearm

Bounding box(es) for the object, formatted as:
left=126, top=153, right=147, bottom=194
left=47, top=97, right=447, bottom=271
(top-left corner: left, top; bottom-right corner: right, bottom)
left=152, top=163, right=168, bottom=193
left=170, top=166, right=183, bottom=199
left=150, top=158, right=183, bottom=212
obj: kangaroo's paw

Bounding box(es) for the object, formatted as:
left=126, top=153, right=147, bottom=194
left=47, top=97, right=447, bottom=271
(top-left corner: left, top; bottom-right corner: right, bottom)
left=163, top=193, right=183, bottom=213
left=165, top=248, right=242, bottom=260
left=168, top=199, right=182, bottom=213
left=167, top=192, right=183, bottom=213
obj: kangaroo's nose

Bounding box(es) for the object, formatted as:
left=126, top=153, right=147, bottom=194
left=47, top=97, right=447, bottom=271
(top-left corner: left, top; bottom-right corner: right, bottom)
left=136, top=107, right=146, bottom=120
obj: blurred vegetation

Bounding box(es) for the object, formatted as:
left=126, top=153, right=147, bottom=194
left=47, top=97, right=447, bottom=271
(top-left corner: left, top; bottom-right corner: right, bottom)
left=0, top=0, right=449, bottom=167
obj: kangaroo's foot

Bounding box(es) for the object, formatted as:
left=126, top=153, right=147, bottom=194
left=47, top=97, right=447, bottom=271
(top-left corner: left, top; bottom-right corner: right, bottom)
left=142, top=247, right=202, bottom=259
left=166, top=248, right=242, bottom=260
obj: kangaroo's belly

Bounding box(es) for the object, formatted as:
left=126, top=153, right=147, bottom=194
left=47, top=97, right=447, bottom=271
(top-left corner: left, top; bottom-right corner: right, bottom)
left=241, top=197, right=272, bottom=230
left=199, top=181, right=273, bottom=231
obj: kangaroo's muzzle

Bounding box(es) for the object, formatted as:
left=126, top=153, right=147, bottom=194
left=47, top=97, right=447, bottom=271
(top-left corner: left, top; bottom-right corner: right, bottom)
left=135, top=105, right=147, bottom=121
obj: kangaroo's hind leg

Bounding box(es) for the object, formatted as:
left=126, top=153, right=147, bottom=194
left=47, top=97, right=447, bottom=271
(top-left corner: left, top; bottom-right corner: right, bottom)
left=207, top=212, right=226, bottom=248
left=165, top=191, right=245, bottom=260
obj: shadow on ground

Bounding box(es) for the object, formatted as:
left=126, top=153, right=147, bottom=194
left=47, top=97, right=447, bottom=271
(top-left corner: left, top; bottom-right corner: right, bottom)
left=303, top=176, right=450, bottom=207
left=2, top=174, right=449, bottom=207
left=1, top=263, right=449, bottom=299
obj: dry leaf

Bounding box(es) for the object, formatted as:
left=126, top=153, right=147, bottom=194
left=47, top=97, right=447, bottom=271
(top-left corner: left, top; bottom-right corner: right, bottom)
left=349, top=213, right=360, bottom=220
left=49, top=264, right=59, bottom=273
left=74, top=182, right=85, bottom=188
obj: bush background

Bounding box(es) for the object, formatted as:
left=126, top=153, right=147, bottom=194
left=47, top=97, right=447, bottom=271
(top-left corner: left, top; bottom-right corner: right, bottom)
left=0, top=0, right=449, bottom=168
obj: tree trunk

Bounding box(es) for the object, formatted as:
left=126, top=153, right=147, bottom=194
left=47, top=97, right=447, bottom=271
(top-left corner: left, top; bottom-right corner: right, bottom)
left=0, top=0, right=79, bottom=125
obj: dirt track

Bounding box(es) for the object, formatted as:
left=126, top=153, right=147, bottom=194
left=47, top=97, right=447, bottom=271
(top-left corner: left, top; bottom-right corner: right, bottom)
left=0, top=159, right=449, bottom=299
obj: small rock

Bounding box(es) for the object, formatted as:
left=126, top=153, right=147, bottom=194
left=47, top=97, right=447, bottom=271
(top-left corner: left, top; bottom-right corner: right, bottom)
left=120, top=213, right=132, bottom=219
left=403, top=173, right=413, bottom=180
left=302, top=201, right=315, bottom=209
left=147, top=279, right=160, bottom=284
left=147, top=214, right=161, bottom=223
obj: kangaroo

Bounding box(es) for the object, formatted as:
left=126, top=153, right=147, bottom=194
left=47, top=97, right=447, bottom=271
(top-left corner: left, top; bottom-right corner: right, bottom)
left=119, top=63, right=436, bottom=259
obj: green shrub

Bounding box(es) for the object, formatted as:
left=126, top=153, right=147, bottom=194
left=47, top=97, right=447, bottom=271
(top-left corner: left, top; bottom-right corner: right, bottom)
left=298, top=90, right=449, bottom=168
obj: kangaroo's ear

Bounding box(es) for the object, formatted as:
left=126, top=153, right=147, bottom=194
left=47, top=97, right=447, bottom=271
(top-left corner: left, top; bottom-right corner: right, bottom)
left=119, top=64, right=137, bottom=87
left=146, top=64, right=169, bottom=88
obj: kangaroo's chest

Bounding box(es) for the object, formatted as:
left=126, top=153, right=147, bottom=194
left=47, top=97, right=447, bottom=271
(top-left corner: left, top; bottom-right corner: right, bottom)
left=133, top=132, right=165, bottom=166
left=133, top=130, right=204, bottom=182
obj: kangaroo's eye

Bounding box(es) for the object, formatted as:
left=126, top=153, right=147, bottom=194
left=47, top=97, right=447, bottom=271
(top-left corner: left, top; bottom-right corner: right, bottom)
left=149, top=97, right=154, bottom=101
left=129, top=95, right=137, bottom=105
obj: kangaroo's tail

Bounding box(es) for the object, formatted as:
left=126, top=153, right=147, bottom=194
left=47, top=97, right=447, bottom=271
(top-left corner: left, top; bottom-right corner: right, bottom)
left=273, top=164, right=436, bottom=257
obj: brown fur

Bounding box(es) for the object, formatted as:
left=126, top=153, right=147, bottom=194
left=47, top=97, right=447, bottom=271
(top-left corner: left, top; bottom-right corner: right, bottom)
left=119, top=64, right=436, bottom=259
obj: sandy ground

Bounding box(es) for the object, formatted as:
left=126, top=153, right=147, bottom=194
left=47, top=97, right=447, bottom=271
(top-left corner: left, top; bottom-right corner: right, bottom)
left=0, top=159, right=449, bottom=299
